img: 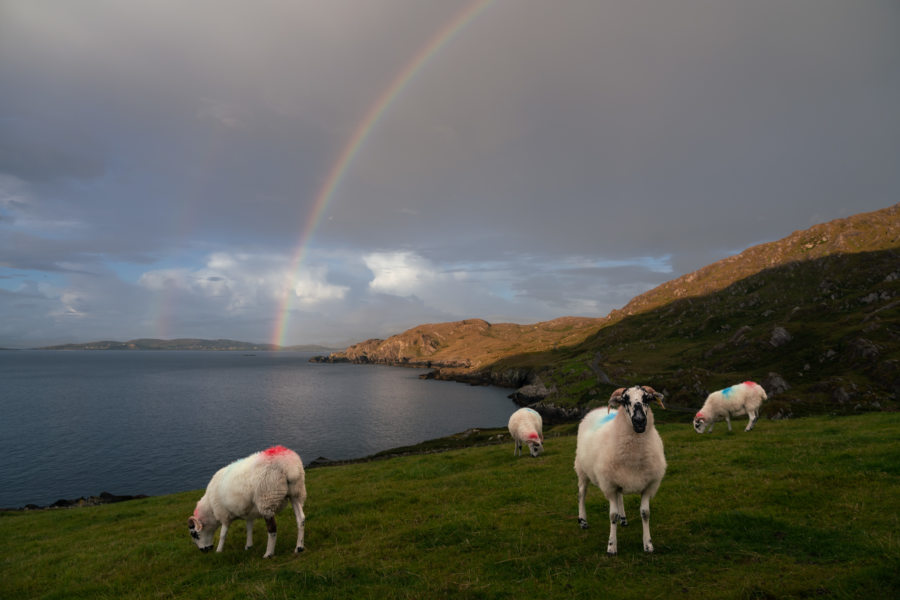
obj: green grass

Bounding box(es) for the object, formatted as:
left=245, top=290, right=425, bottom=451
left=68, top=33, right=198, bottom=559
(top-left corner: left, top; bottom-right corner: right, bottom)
left=3, top=413, right=899, bottom=599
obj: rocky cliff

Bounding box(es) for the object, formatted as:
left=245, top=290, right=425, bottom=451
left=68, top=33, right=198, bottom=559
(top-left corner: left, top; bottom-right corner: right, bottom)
left=313, top=316, right=604, bottom=378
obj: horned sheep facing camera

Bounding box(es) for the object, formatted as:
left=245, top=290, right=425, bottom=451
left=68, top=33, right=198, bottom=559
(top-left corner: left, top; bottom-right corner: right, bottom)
left=574, top=386, right=667, bottom=555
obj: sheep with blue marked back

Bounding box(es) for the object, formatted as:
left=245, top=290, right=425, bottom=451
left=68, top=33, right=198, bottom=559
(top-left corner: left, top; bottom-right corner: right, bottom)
left=508, top=407, right=544, bottom=457
left=574, top=386, right=667, bottom=555
left=693, top=381, right=767, bottom=434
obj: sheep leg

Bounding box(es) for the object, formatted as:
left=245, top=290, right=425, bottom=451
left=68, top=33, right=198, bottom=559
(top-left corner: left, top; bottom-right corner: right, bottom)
left=245, top=519, right=254, bottom=550
left=607, top=493, right=621, bottom=556
left=216, top=520, right=230, bottom=553
left=617, top=491, right=628, bottom=526
left=640, top=490, right=653, bottom=553
left=576, top=471, right=589, bottom=529
left=263, top=516, right=277, bottom=558
left=725, top=414, right=732, bottom=432
left=514, top=439, right=520, bottom=456
left=291, top=497, right=306, bottom=553
left=745, top=411, right=758, bottom=432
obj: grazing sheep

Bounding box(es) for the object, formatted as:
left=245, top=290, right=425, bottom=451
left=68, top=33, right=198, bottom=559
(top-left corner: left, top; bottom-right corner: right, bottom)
left=508, top=407, right=544, bottom=457
left=188, top=445, right=306, bottom=557
left=574, top=386, right=667, bottom=555
left=693, top=381, right=767, bottom=434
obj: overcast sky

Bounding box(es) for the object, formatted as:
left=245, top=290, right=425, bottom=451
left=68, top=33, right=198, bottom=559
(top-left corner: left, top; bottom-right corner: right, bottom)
left=1, top=0, right=898, bottom=348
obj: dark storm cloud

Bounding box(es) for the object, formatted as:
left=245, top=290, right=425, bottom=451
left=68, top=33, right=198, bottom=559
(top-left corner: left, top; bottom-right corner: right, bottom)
left=1, top=0, right=898, bottom=347
left=326, top=0, right=900, bottom=262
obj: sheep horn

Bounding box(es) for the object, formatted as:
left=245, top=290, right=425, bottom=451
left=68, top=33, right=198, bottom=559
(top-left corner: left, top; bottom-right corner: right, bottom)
left=188, top=516, right=203, bottom=531
left=641, top=385, right=666, bottom=409
left=609, top=387, right=626, bottom=407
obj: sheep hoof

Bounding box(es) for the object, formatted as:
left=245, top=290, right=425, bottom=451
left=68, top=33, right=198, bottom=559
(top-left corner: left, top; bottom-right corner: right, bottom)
left=578, top=518, right=588, bottom=530
left=295, top=546, right=305, bottom=553
left=644, top=541, right=654, bottom=553
left=263, top=554, right=273, bottom=559
left=619, top=517, right=628, bottom=527
left=607, top=550, right=617, bottom=557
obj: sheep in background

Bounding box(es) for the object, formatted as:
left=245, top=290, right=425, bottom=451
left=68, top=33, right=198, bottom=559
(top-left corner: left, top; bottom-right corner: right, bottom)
left=574, top=386, right=667, bottom=555
left=188, top=445, right=306, bottom=557
left=508, top=407, right=544, bottom=457
left=693, top=381, right=767, bottom=434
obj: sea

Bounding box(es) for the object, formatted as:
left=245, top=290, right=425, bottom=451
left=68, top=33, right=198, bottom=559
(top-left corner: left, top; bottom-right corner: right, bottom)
left=0, top=350, right=518, bottom=508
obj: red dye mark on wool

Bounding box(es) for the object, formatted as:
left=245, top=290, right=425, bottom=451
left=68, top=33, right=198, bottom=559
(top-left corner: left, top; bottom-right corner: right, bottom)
left=743, top=381, right=757, bottom=387
left=528, top=432, right=539, bottom=440
left=263, top=445, right=291, bottom=458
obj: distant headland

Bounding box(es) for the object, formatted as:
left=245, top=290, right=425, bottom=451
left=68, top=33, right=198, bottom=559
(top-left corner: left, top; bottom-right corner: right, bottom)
left=36, top=338, right=338, bottom=352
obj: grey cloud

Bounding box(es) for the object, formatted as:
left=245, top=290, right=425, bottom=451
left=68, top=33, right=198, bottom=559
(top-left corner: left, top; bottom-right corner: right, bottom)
left=323, top=0, right=900, bottom=261
left=0, top=121, right=105, bottom=183
left=1, top=0, right=898, bottom=347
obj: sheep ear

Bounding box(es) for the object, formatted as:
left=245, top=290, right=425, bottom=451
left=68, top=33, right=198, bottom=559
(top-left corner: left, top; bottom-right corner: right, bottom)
left=188, top=516, right=203, bottom=532
left=609, top=387, right=625, bottom=407
left=641, top=386, right=666, bottom=409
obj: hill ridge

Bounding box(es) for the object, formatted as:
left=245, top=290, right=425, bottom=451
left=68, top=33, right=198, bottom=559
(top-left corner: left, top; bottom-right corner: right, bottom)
left=616, top=203, right=900, bottom=318
left=320, top=203, right=900, bottom=391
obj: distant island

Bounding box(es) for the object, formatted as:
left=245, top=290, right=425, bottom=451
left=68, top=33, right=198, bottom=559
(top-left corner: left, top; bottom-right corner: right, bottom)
left=37, top=338, right=338, bottom=352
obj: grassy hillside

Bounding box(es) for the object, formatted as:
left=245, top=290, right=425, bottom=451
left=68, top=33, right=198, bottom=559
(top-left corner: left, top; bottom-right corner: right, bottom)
left=319, top=204, right=900, bottom=416
left=492, top=248, right=900, bottom=416
left=318, top=316, right=604, bottom=371
left=615, top=202, right=900, bottom=319
left=2, top=413, right=898, bottom=599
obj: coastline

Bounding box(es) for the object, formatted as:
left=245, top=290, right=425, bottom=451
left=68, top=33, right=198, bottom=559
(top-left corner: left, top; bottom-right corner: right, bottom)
left=311, top=354, right=588, bottom=423
left=4, top=423, right=580, bottom=511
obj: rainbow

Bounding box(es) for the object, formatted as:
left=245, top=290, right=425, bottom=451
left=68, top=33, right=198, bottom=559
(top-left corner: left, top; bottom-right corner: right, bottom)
left=270, top=0, right=494, bottom=347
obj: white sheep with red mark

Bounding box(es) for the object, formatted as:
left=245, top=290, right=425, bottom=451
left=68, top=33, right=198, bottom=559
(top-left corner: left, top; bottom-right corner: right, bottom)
left=508, top=407, right=544, bottom=457
left=574, top=386, right=667, bottom=555
left=187, top=445, right=307, bottom=557
left=693, top=381, right=767, bottom=434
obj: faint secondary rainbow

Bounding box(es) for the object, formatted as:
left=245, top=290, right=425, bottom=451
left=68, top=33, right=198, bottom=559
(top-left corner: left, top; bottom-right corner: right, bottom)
left=271, top=0, right=494, bottom=347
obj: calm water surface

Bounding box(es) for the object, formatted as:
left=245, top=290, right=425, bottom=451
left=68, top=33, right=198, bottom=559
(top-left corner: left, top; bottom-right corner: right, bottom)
left=0, top=351, right=517, bottom=507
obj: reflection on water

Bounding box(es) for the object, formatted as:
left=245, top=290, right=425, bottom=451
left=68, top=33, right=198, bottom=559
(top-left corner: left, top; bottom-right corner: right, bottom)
left=0, top=351, right=517, bottom=507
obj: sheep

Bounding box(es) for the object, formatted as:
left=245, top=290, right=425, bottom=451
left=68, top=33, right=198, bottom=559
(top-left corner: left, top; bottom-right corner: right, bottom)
left=693, top=381, right=767, bottom=434
left=508, top=407, right=544, bottom=457
left=574, top=386, right=667, bottom=555
left=187, top=445, right=307, bottom=557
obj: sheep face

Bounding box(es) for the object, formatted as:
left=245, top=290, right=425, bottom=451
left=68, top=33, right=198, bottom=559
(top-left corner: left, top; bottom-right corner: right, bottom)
left=610, top=386, right=665, bottom=434
left=188, top=515, right=215, bottom=552
left=526, top=436, right=544, bottom=457
left=693, top=412, right=709, bottom=434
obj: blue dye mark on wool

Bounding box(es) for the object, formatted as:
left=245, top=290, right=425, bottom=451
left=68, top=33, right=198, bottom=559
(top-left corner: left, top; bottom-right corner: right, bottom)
left=525, top=408, right=539, bottom=415
left=592, top=411, right=618, bottom=430
left=722, top=386, right=734, bottom=398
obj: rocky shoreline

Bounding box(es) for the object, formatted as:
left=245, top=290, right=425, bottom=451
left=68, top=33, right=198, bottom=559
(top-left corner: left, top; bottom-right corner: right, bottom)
left=5, top=491, right=149, bottom=512
left=312, top=354, right=587, bottom=424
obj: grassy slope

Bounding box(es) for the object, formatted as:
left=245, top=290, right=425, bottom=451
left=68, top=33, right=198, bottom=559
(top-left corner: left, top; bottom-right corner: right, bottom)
left=329, top=317, right=605, bottom=370
left=326, top=205, right=900, bottom=416
left=2, top=413, right=899, bottom=599
left=492, top=249, right=900, bottom=415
